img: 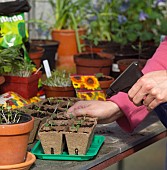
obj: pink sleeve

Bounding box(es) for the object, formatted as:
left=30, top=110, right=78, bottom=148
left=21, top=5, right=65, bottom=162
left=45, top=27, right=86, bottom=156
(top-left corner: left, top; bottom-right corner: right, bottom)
left=109, top=41, right=167, bottom=132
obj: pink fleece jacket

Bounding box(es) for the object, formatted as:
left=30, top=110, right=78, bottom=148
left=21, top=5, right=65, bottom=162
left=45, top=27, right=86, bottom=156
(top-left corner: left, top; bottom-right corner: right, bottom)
left=109, top=41, right=167, bottom=132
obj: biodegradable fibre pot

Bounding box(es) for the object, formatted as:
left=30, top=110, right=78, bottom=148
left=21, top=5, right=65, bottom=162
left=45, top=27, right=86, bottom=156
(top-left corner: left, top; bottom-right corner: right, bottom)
left=0, top=152, right=36, bottom=170
left=28, top=46, right=45, bottom=69
left=0, top=114, right=34, bottom=165
left=74, top=52, right=114, bottom=76
left=20, top=104, right=51, bottom=144
left=38, top=130, right=64, bottom=155
left=43, top=85, right=75, bottom=98
left=65, top=127, right=95, bottom=155
left=117, top=58, right=147, bottom=73
left=30, top=40, right=59, bottom=72
left=0, top=72, right=41, bottom=99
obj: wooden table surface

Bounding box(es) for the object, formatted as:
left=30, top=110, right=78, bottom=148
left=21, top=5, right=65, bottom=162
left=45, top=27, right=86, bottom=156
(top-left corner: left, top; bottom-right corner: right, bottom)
left=29, top=111, right=167, bottom=170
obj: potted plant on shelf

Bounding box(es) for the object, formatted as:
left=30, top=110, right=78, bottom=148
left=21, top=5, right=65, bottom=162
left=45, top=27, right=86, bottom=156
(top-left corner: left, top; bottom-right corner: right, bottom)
left=107, top=0, right=166, bottom=61
left=0, top=46, right=41, bottom=99
left=0, top=105, right=35, bottom=168
left=42, top=70, right=75, bottom=98
left=74, top=52, right=114, bottom=76
left=48, top=0, right=90, bottom=73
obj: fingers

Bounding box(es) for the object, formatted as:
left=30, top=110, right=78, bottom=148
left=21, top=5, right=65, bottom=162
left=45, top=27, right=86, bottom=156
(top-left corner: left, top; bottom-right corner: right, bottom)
left=143, top=88, right=165, bottom=110
left=128, top=78, right=154, bottom=106
left=67, top=101, right=91, bottom=117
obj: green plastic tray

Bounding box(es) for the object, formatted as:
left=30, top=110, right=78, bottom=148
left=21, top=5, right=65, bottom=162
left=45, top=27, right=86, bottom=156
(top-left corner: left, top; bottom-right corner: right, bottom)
left=31, top=135, right=105, bottom=161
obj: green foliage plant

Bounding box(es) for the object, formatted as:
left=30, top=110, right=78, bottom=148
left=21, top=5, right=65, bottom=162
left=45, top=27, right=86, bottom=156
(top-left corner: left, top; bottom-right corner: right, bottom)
left=111, top=0, right=167, bottom=53
left=42, top=70, right=72, bottom=87
left=0, top=46, right=36, bottom=77
left=0, top=105, right=21, bottom=124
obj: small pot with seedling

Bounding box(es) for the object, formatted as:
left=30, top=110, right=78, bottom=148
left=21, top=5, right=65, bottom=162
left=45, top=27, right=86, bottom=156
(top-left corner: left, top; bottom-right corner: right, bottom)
left=64, top=115, right=97, bottom=155
left=0, top=105, right=35, bottom=166
left=42, top=70, right=75, bottom=98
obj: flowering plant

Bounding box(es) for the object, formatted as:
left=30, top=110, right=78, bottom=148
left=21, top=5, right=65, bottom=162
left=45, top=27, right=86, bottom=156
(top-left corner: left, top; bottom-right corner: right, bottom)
left=111, top=0, right=167, bottom=50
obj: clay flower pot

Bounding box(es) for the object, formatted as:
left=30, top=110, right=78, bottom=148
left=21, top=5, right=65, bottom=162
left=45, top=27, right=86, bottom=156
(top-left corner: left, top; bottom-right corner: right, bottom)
left=0, top=76, right=5, bottom=85
left=74, top=52, right=114, bottom=76
left=43, top=85, right=75, bottom=98
left=0, top=152, right=36, bottom=170
left=117, top=58, right=147, bottom=73
left=0, top=113, right=34, bottom=165
left=0, top=72, right=41, bottom=99
left=51, top=28, right=86, bottom=73
left=28, top=45, right=45, bottom=69
left=98, top=75, right=115, bottom=95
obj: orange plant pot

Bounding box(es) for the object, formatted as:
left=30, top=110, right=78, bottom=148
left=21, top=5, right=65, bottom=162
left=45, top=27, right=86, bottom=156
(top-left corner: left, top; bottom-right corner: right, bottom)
left=0, top=72, right=41, bottom=99
left=43, top=85, right=75, bottom=98
left=29, top=46, right=45, bottom=69
left=98, top=75, right=115, bottom=95
left=0, top=115, right=34, bottom=165
left=0, top=152, right=36, bottom=170
left=51, top=28, right=86, bottom=73
left=117, top=58, right=147, bottom=73
left=74, top=52, right=114, bottom=76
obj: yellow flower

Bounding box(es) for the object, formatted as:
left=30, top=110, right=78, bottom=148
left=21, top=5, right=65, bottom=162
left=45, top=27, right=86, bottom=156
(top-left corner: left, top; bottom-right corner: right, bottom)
left=70, top=75, right=84, bottom=89
left=82, top=76, right=100, bottom=90
left=97, top=91, right=106, bottom=101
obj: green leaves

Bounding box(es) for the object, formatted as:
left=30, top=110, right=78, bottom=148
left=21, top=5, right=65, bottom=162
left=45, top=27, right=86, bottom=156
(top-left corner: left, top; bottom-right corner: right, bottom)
left=0, top=46, right=35, bottom=77
left=42, top=70, right=72, bottom=87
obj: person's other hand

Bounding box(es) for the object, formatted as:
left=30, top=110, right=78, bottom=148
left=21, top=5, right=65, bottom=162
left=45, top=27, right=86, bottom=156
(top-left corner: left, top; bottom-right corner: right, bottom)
left=67, top=100, right=123, bottom=124
left=128, top=70, right=167, bottom=110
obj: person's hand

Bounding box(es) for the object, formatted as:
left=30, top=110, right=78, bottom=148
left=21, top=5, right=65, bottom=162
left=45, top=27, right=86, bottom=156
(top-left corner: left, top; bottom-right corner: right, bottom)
left=128, top=70, right=167, bottom=110
left=67, top=100, right=123, bottom=124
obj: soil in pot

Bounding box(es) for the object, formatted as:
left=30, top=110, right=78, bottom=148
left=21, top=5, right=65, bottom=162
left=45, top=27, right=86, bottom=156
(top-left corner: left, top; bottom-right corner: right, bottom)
left=117, top=58, right=147, bottom=73
left=74, top=52, right=114, bottom=76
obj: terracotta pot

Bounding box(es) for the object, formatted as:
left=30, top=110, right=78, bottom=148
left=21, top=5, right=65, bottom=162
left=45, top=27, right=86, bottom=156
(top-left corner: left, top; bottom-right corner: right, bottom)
left=43, top=85, right=75, bottom=98
left=98, top=75, right=115, bottom=95
left=0, top=76, right=5, bottom=85
left=28, top=46, right=45, bottom=69
left=0, top=152, right=36, bottom=170
left=117, top=58, right=147, bottom=73
left=0, top=72, right=41, bottom=99
left=74, top=52, right=114, bottom=76
left=51, top=28, right=86, bottom=73
left=30, top=39, right=59, bottom=72
left=84, top=40, right=112, bottom=53
left=0, top=114, right=34, bottom=165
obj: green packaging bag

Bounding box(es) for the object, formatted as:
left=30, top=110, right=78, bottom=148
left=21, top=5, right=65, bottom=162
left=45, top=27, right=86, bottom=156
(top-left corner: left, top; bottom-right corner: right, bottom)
left=0, top=13, right=28, bottom=48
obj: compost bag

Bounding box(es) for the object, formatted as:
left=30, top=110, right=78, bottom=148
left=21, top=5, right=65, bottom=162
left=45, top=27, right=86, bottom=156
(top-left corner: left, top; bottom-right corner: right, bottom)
left=0, top=0, right=31, bottom=16
left=0, top=13, right=28, bottom=48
